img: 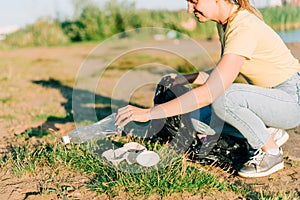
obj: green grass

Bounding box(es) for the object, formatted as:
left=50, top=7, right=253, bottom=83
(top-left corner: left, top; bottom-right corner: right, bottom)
left=0, top=96, right=12, bottom=104
left=2, top=134, right=299, bottom=199
left=1, top=137, right=236, bottom=198
left=0, top=77, right=9, bottom=82
left=9, top=145, right=38, bottom=175
left=32, top=114, right=52, bottom=122
left=0, top=114, right=16, bottom=120
left=22, top=128, right=50, bottom=138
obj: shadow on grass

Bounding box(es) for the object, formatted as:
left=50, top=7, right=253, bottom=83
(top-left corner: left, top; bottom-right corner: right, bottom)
left=20, top=78, right=143, bottom=138
left=8, top=79, right=297, bottom=199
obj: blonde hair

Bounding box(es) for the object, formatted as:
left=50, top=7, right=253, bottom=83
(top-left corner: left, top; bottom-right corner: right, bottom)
left=227, top=0, right=263, bottom=21
left=187, top=0, right=263, bottom=21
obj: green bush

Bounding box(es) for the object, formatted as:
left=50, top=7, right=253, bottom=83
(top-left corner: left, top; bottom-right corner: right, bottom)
left=60, top=2, right=300, bottom=42
left=260, top=5, right=300, bottom=31
left=62, top=0, right=141, bottom=42
left=3, top=1, right=300, bottom=48
left=4, top=19, right=69, bottom=48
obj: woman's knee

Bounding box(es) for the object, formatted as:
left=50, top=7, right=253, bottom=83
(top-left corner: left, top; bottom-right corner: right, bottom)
left=212, top=84, right=246, bottom=118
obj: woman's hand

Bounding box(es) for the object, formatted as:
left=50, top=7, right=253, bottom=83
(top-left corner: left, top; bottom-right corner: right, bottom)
left=115, top=105, right=151, bottom=130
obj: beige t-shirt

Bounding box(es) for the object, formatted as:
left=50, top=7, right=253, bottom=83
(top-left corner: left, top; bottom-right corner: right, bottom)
left=218, top=9, right=300, bottom=88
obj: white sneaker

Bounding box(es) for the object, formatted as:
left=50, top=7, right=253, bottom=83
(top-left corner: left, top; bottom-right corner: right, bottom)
left=267, top=128, right=289, bottom=147
left=238, top=148, right=284, bottom=178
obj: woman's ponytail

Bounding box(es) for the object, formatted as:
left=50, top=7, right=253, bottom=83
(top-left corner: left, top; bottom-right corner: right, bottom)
left=236, top=0, right=263, bottom=20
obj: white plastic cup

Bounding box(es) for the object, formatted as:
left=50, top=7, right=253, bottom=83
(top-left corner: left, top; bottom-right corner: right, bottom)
left=136, top=151, right=160, bottom=167
left=62, top=136, right=71, bottom=144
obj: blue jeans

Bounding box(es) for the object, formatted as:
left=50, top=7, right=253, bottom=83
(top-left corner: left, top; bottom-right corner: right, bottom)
left=210, top=72, right=300, bottom=149
left=190, top=105, right=244, bottom=139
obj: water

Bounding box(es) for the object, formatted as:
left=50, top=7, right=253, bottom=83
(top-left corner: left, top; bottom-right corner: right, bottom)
left=277, top=29, right=300, bottom=43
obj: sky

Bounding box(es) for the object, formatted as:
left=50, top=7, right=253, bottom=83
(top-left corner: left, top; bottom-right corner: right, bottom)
left=0, top=0, right=187, bottom=28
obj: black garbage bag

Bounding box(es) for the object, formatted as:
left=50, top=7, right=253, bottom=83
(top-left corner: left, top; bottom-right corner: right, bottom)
left=146, top=75, right=195, bottom=154
left=146, top=75, right=251, bottom=169
left=189, top=134, right=251, bottom=169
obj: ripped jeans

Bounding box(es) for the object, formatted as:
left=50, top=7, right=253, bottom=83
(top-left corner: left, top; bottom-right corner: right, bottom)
left=209, top=72, right=300, bottom=149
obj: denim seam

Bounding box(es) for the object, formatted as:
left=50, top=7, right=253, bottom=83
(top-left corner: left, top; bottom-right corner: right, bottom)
left=296, top=83, right=300, bottom=105
left=226, top=88, right=297, bottom=104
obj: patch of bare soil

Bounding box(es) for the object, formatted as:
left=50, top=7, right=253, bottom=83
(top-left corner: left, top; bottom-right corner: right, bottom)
left=0, top=39, right=300, bottom=199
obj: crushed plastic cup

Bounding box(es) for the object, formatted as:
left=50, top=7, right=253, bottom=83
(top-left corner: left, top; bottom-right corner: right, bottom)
left=61, top=113, right=119, bottom=144
left=136, top=151, right=160, bottom=167
left=101, top=142, right=160, bottom=167
left=123, top=142, right=146, bottom=151
left=102, top=148, right=128, bottom=166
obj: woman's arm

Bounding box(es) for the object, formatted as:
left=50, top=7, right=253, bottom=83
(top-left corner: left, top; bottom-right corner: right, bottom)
left=149, top=54, right=245, bottom=119
left=189, top=68, right=214, bottom=85
left=172, top=69, right=213, bottom=85
left=115, top=54, right=246, bottom=128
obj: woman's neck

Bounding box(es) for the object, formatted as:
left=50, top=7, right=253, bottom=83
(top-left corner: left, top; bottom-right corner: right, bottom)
left=219, top=3, right=234, bottom=25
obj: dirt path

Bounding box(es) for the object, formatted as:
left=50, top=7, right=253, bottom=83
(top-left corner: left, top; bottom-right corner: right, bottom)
left=0, top=39, right=300, bottom=199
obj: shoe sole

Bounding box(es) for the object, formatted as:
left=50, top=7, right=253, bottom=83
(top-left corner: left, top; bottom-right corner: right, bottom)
left=191, top=118, right=216, bottom=135
left=275, top=131, right=289, bottom=147
left=238, top=161, right=284, bottom=178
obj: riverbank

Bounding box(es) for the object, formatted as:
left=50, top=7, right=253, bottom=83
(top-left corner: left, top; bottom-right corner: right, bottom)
left=0, top=39, right=299, bottom=199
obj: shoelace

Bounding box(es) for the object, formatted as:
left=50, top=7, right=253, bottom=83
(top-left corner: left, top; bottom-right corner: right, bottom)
left=246, top=149, right=266, bottom=166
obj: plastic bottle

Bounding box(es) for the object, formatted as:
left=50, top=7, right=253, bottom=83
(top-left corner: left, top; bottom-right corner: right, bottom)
left=62, top=113, right=121, bottom=144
